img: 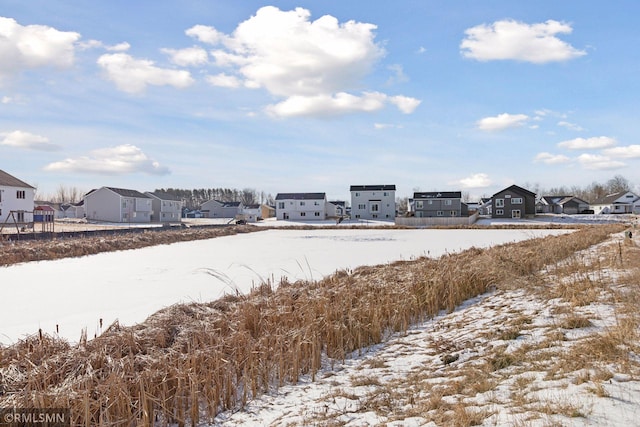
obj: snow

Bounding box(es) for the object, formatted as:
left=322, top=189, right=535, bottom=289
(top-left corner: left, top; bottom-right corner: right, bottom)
left=1, top=228, right=568, bottom=345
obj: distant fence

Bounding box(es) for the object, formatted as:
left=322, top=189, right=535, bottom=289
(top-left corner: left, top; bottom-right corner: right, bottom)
left=0, top=223, right=232, bottom=242
left=395, top=211, right=479, bottom=227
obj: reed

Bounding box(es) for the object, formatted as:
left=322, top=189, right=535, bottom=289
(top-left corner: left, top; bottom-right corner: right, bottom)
left=0, top=224, right=624, bottom=425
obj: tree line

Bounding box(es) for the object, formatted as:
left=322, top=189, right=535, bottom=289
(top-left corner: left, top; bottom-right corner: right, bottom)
left=154, top=188, right=275, bottom=210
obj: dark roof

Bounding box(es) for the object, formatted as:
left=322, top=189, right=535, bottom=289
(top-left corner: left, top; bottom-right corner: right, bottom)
left=350, top=185, right=396, bottom=191
left=414, top=191, right=462, bottom=199
left=218, top=201, right=241, bottom=207
left=591, top=191, right=638, bottom=205
left=275, top=192, right=326, bottom=200
left=105, top=187, right=150, bottom=198
left=492, top=184, right=536, bottom=198
left=328, top=200, right=346, bottom=206
left=0, top=169, right=35, bottom=189
left=145, top=191, right=181, bottom=201
left=244, top=204, right=261, bottom=209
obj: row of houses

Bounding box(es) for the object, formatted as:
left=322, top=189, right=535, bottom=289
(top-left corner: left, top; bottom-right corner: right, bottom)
left=2, top=169, right=640, bottom=227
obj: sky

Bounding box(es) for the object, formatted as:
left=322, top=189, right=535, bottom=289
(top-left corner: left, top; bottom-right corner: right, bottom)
left=1, top=1, right=640, bottom=201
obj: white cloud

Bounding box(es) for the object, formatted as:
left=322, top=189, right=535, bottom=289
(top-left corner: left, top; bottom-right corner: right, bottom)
left=44, top=144, right=170, bottom=175
left=186, top=24, right=228, bottom=45
left=557, top=121, right=584, bottom=131
left=1, top=96, right=11, bottom=104
left=602, top=145, right=640, bottom=159
left=534, top=152, right=571, bottom=164
left=476, top=113, right=528, bottom=131
left=0, top=16, right=80, bottom=83
left=0, top=130, right=60, bottom=151
left=97, top=53, right=194, bottom=93
left=186, top=6, right=419, bottom=117
left=374, top=123, right=403, bottom=130
left=460, top=19, right=586, bottom=63
left=577, top=153, right=625, bottom=170
left=206, top=73, right=242, bottom=88
left=456, top=173, right=492, bottom=189
left=557, top=136, right=616, bottom=150
left=79, top=40, right=130, bottom=51
left=266, top=92, right=387, bottom=118
left=162, top=46, right=208, bottom=67
left=386, top=64, right=408, bottom=84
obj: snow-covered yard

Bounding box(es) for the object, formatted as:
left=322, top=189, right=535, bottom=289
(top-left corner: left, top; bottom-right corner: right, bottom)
left=1, top=229, right=568, bottom=345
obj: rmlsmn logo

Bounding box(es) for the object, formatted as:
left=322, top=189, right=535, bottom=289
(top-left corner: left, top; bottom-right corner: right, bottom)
left=0, top=408, right=70, bottom=427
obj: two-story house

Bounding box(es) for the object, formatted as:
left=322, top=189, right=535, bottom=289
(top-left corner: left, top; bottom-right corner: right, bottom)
left=145, top=191, right=183, bottom=223
left=413, top=191, right=468, bottom=217
left=491, top=185, right=536, bottom=219
left=84, top=187, right=153, bottom=223
left=201, top=200, right=243, bottom=219
left=350, top=185, right=396, bottom=220
left=275, top=193, right=327, bottom=220
left=0, top=169, right=36, bottom=225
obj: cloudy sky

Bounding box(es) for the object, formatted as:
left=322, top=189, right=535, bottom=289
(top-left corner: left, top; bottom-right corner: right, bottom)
left=2, top=1, right=639, bottom=200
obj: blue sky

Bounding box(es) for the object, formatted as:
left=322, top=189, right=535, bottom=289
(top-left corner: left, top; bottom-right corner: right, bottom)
left=2, top=1, right=639, bottom=201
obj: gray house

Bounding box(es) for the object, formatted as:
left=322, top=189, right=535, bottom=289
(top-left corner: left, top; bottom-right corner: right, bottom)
left=536, top=196, right=590, bottom=214
left=145, top=191, right=183, bottom=223
left=491, top=185, right=536, bottom=219
left=413, top=191, right=468, bottom=217
left=350, top=185, right=396, bottom=220
left=201, top=200, right=243, bottom=218
left=84, top=187, right=153, bottom=223
left=590, top=191, right=640, bottom=214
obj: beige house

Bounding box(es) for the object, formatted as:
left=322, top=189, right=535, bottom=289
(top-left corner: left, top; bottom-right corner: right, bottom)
left=84, top=187, right=152, bottom=223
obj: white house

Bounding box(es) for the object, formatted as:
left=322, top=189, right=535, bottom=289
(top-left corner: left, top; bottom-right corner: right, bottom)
left=240, top=204, right=262, bottom=222
left=350, top=185, right=396, bottom=220
left=201, top=200, right=243, bottom=219
left=145, top=191, right=183, bottom=223
left=275, top=193, right=327, bottom=221
left=0, top=169, right=36, bottom=225
left=327, top=201, right=347, bottom=218
left=84, top=187, right=153, bottom=223
left=590, top=191, right=640, bottom=214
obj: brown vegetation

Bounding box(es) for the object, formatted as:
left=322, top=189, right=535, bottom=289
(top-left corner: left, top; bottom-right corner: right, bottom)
left=0, top=224, right=628, bottom=426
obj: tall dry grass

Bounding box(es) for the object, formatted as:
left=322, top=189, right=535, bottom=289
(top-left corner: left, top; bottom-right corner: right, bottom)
left=0, top=224, right=624, bottom=426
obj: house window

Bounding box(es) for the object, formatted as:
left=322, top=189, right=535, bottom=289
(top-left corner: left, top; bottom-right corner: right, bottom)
left=371, top=203, right=380, bottom=212
left=314, top=212, right=320, bottom=216
left=512, top=210, right=521, bottom=219
left=383, top=192, right=389, bottom=196
left=314, top=201, right=320, bottom=206
left=416, top=201, right=423, bottom=209
left=445, top=200, right=452, bottom=205
left=17, top=211, right=25, bottom=222
left=358, top=204, right=366, bottom=210
left=450, top=211, right=457, bottom=216
left=355, top=192, right=360, bottom=196
left=300, top=201, right=305, bottom=206
left=495, top=199, right=505, bottom=207
left=496, top=209, right=504, bottom=216
left=428, top=200, right=433, bottom=205
left=511, top=198, right=523, bottom=204
left=16, top=190, right=25, bottom=199
left=301, top=212, right=306, bottom=217
left=278, top=202, right=285, bottom=209
left=437, top=211, right=444, bottom=216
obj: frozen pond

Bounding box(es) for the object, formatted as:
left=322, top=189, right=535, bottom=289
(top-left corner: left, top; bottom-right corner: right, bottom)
left=0, top=228, right=570, bottom=344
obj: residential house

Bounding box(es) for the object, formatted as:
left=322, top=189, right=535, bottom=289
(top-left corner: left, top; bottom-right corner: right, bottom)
left=327, top=201, right=347, bottom=218
left=0, top=169, right=36, bottom=224
left=491, top=185, right=536, bottom=219
left=536, top=196, right=591, bottom=215
left=261, top=204, right=276, bottom=219
left=590, top=191, right=640, bottom=214
left=412, top=191, right=468, bottom=217
left=61, top=201, right=85, bottom=219
left=350, top=185, right=396, bottom=220
left=201, top=200, right=243, bottom=218
left=275, top=193, right=327, bottom=221
left=84, top=187, right=153, bottom=223
left=240, top=204, right=262, bottom=222
left=145, top=191, right=183, bottom=223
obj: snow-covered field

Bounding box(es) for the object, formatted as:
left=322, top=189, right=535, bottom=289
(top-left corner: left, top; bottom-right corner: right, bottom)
left=1, top=228, right=569, bottom=345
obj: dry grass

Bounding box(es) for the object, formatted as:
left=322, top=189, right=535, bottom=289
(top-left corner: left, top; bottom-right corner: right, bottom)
left=0, top=224, right=627, bottom=426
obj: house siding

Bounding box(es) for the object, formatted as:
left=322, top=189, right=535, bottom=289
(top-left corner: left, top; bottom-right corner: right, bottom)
left=350, top=185, right=396, bottom=220
left=275, top=193, right=327, bottom=221
left=84, top=187, right=152, bottom=223
left=491, top=185, right=536, bottom=219
left=413, top=192, right=464, bottom=218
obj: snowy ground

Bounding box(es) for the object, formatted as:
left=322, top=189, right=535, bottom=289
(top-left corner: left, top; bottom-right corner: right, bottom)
left=212, top=231, right=640, bottom=427
left=1, top=228, right=569, bottom=345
